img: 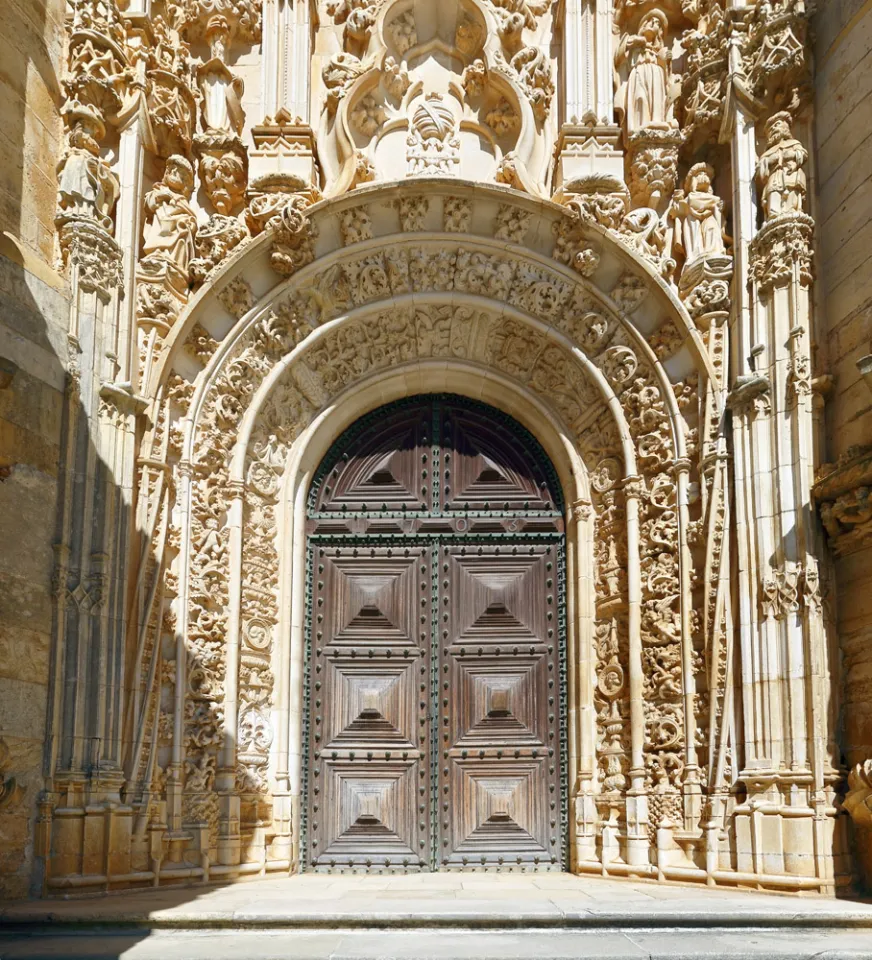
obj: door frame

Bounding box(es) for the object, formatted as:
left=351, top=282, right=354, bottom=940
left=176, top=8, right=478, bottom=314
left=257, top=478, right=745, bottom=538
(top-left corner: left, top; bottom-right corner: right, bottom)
left=300, top=395, right=569, bottom=873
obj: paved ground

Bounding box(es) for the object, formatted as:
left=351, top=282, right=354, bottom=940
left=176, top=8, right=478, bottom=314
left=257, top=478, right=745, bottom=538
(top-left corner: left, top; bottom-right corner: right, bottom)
left=2, top=874, right=871, bottom=958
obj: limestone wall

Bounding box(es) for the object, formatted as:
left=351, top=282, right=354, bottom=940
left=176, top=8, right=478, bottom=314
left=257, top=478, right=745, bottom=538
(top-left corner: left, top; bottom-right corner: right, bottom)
left=814, top=0, right=872, bottom=886
left=0, top=0, right=70, bottom=899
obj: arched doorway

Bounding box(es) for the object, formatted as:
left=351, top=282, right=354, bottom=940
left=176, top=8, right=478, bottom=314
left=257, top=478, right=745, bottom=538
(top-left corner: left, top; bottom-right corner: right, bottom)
left=303, top=395, right=567, bottom=873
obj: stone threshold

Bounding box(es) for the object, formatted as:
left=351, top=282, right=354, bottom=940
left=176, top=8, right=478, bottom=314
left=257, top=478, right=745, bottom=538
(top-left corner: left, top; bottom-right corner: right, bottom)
left=3, top=875, right=872, bottom=932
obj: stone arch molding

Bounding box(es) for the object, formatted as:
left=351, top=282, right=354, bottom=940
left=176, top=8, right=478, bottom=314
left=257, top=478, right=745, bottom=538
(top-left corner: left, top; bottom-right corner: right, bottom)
left=133, top=180, right=736, bottom=880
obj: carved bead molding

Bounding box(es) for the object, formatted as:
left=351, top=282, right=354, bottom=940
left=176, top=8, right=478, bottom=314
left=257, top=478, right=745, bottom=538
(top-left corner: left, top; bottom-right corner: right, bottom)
left=814, top=446, right=872, bottom=557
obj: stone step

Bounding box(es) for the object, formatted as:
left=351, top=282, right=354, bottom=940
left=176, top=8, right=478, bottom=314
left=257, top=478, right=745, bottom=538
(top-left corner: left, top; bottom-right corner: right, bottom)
left=0, top=927, right=871, bottom=960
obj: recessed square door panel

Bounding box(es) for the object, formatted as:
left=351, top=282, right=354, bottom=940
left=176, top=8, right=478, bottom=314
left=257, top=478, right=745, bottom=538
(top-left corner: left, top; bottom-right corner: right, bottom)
left=315, top=550, right=425, bottom=651
left=314, top=762, right=424, bottom=869
left=442, top=550, right=552, bottom=646
left=449, top=656, right=550, bottom=748
left=441, top=759, right=553, bottom=868
left=320, top=659, right=418, bottom=750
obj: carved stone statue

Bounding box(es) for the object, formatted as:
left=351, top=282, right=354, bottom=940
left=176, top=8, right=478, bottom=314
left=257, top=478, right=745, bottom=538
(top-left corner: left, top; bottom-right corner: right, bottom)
left=56, top=110, right=120, bottom=229
left=615, top=10, right=674, bottom=134
left=198, top=59, right=245, bottom=136
left=670, top=163, right=727, bottom=263
left=142, top=155, right=197, bottom=274
left=756, top=111, right=808, bottom=220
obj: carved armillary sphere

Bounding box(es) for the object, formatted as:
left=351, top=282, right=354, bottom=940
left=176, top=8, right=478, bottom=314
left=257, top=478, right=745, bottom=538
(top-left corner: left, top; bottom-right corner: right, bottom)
left=412, top=95, right=455, bottom=142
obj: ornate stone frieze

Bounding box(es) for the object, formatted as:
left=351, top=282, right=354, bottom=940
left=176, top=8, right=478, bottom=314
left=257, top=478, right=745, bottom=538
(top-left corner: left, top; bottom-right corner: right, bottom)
left=190, top=213, right=249, bottom=283
left=680, top=1, right=728, bottom=145
left=743, top=0, right=814, bottom=110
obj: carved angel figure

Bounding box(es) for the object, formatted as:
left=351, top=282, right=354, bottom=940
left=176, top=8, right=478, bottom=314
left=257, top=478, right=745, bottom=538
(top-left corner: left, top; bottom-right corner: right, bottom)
left=142, top=155, right=198, bottom=274
left=756, top=111, right=808, bottom=220
left=615, top=10, right=675, bottom=133
left=669, top=163, right=727, bottom=263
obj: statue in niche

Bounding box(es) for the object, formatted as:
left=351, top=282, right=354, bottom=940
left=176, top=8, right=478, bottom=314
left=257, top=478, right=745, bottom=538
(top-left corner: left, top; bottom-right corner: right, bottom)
left=615, top=9, right=675, bottom=133
left=198, top=61, right=245, bottom=135
left=57, top=111, right=120, bottom=229
left=142, top=155, right=197, bottom=275
left=669, top=163, right=727, bottom=264
left=756, top=111, right=808, bottom=220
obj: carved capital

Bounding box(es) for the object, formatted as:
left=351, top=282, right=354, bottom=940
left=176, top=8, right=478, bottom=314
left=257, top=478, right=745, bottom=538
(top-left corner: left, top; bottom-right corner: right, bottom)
left=58, top=219, right=124, bottom=296
left=626, top=128, right=683, bottom=210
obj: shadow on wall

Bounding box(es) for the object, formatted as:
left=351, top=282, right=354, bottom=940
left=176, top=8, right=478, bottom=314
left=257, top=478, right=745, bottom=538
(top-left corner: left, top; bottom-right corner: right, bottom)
left=0, top=0, right=70, bottom=901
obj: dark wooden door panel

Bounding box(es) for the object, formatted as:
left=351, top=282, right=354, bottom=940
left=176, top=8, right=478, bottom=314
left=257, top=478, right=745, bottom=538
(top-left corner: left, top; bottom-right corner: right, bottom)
left=437, top=542, right=562, bottom=870
left=439, top=405, right=561, bottom=517
left=306, top=396, right=565, bottom=873
left=308, top=544, right=432, bottom=871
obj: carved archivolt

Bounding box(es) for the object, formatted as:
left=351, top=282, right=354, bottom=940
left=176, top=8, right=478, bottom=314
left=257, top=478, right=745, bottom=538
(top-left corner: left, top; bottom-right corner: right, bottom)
left=123, top=182, right=733, bottom=879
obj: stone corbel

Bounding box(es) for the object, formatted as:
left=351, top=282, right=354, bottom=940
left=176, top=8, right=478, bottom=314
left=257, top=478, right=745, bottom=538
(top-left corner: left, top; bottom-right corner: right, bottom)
left=726, top=372, right=770, bottom=414
left=813, top=446, right=872, bottom=556
left=249, top=109, right=321, bottom=191
left=749, top=212, right=814, bottom=293
left=679, top=255, right=733, bottom=328
left=844, top=760, right=872, bottom=889
left=99, top=380, right=149, bottom=417
left=552, top=122, right=625, bottom=196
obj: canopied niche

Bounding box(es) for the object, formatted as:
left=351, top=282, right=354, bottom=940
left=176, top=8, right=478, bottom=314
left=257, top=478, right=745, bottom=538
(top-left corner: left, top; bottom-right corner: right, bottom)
left=318, top=0, right=556, bottom=195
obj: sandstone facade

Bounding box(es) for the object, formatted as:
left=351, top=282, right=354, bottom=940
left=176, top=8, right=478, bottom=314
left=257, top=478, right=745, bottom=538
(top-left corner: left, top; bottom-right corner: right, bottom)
left=0, top=0, right=869, bottom=899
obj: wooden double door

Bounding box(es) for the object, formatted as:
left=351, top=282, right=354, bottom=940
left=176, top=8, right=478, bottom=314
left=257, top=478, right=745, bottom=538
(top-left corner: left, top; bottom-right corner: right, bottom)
left=305, top=396, right=565, bottom=872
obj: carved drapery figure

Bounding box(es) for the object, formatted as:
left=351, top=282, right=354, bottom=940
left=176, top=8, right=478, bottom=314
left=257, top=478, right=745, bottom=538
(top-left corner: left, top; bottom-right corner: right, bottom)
left=670, top=163, right=727, bottom=264
left=616, top=10, right=675, bottom=134
left=198, top=60, right=245, bottom=135
left=57, top=109, right=120, bottom=229
left=756, top=111, right=808, bottom=220
left=142, top=156, right=198, bottom=274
